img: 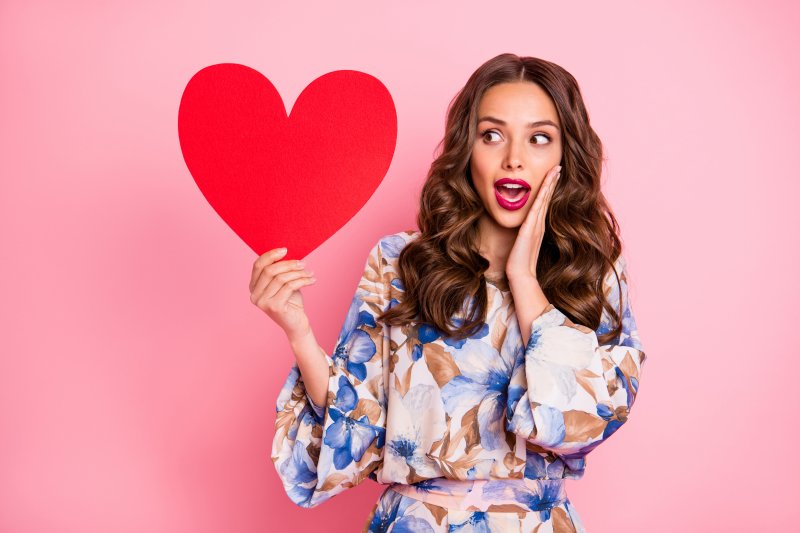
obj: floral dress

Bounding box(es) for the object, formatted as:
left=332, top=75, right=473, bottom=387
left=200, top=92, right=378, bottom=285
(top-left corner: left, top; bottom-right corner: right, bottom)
left=271, top=230, right=647, bottom=532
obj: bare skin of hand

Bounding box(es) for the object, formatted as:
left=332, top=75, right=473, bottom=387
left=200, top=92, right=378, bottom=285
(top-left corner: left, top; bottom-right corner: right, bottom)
left=506, top=164, right=561, bottom=281
left=505, top=164, right=560, bottom=343
left=249, top=248, right=316, bottom=342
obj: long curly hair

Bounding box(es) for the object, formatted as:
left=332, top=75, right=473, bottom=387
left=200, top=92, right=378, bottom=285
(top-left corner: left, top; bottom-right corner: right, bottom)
left=378, top=53, right=626, bottom=345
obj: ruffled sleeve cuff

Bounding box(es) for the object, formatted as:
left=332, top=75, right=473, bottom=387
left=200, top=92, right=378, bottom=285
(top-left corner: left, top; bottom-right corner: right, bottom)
left=303, top=355, right=334, bottom=425
left=526, top=303, right=600, bottom=371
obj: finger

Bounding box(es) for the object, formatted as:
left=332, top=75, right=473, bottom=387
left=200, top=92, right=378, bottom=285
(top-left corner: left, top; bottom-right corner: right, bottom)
left=518, top=194, right=539, bottom=237
left=250, top=248, right=288, bottom=291
left=521, top=166, right=560, bottom=236
left=519, top=189, right=544, bottom=238
left=524, top=174, right=552, bottom=228
left=251, top=254, right=304, bottom=294
left=547, top=169, right=560, bottom=205
left=533, top=176, right=555, bottom=232
left=270, top=275, right=317, bottom=306
left=254, top=266, right=314, bottom=302
left=257, top=268, right=315, bottom=302
left=252, top=256, right=307, bottom=295
left=539, top=172, right=559, bottom=227
left=545, top=166, right=560, bottom=193
left=542, top=170, right=558, bottom=209
left=545, top=171, right=559, bottom=203
left=534, top=168, right=559, bottom=207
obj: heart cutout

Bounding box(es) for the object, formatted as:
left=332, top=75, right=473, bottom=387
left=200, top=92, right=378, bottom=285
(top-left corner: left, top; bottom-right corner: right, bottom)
left=178, top=63, right=397, bottom=259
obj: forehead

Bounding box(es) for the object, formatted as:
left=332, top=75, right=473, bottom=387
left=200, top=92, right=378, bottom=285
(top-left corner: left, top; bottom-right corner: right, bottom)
left=477, top=82, right=559, bottom=124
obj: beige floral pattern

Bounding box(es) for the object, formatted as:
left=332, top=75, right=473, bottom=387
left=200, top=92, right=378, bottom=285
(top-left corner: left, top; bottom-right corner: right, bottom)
left=271, top=230, right=646, bottom=531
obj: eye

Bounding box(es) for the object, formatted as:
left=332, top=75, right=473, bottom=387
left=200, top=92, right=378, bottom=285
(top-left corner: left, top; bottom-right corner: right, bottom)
left=480, top=129, right=501, bottom=142
left=531, top=133, right=551, bottom=144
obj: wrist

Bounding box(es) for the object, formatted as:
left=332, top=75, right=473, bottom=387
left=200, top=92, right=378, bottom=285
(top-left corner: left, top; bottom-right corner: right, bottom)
left=288, top=327, right=316, bottom=351
left=507, top=271, right=539, bottom=288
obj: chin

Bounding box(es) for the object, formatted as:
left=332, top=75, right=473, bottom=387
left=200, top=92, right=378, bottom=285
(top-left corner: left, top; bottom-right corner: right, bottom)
left=489, top=210, right=525, bottom=229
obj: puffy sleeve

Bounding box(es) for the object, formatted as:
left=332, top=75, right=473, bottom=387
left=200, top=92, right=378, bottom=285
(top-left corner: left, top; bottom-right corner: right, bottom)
left=506, top=254, right=647, bottom=458
left=270, top=239, right=389, bottom=508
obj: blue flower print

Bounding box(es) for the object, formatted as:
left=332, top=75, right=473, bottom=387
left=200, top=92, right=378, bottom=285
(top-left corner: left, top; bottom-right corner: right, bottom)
left=526, top=326, right=543, bottom=352
left=367, top=488, right=404, bottom=532
left=331, top=294, right=378, bottom=381
left=442, top=318, right=489, bottom=349
left=500, top=318, right=526, bottom=424
left=523, top=453, right=567, bottom=480
left=447, top=509, right=520, bottom=531
left=448, top=511, right=490, bottom=531
left=410, top=343, right=423, bottom=362
left=323, top=375, right=385, bottom=470
left=482, top=479, right=565, bottom=521
left=279, top=442, right=317, bottom=505
left=380, top=234, right=407, bottom=259
left=596, top=259, right=644, bottom=351
left=418, top=323, right=441, bottom=344
left=388, top=436, right=417, bottom=462
left=410, top=478, right=454, bottom=495
left=367, top=488, right=436, bottom=532
left=389, top=277, right=404, bottom=312
left=417, top=318, right=489, bottom=349
left=409, top=319, right=488, bottom=363
left=524, top=452, right=547, bottom=479
left=391, top=517, right=435, bottom=533
left=440, top=340, right=513, bottom=450
left=398, top=323, right=437, bottom=364
left=383, top=383, right=446, bottom=481
left=510, top=480, right=567, bottom=521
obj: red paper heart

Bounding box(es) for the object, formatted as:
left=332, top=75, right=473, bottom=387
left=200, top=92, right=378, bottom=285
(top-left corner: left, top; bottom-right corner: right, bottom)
left=178, top=64, right=397, bottom=260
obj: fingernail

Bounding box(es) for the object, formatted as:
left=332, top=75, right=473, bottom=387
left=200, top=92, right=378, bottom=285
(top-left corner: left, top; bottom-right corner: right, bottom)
left=556, top=165, right=562, bottom=172
left=279, top=247, right=287, bottom=254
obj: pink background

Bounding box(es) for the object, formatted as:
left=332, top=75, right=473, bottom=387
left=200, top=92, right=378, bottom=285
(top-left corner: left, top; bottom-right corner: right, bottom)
left=2, top=1, right=798, bottom=531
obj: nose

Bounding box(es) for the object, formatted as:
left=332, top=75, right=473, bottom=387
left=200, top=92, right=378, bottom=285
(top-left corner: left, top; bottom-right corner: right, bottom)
left=503, top=140, right=523, bottom=170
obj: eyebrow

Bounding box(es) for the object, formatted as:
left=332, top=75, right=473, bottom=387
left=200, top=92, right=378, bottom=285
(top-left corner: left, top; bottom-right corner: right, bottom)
left=477, top=115, right=560, bottom=130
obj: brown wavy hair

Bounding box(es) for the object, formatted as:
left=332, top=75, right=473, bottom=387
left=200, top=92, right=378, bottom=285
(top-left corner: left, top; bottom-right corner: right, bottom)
left=378, top=53, right=626, bottom=345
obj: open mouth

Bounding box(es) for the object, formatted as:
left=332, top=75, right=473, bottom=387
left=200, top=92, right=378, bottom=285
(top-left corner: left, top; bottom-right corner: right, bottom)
left=495, top=183, right=530, bottom=202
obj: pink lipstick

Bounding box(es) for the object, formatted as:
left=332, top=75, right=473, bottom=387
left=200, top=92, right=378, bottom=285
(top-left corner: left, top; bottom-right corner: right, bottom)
left=494, top=178, right=531, bottom=211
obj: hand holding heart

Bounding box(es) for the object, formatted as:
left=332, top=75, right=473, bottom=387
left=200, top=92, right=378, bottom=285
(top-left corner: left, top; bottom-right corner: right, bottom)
left=249, top=247, right=317, bottom=341
left=505, top=164, right=562, bottom=282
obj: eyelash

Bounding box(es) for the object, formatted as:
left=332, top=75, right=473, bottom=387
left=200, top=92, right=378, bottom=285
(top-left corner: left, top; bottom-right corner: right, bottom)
left=480, top=129, right=551, bottom=144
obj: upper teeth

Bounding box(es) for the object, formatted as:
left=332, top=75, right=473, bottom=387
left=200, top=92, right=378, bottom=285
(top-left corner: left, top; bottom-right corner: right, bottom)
left=500, top=184, right=524, bottom=188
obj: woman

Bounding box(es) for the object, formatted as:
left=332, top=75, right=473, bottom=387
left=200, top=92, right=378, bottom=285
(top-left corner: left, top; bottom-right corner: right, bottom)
left=255, top=53, right=647, bottom=532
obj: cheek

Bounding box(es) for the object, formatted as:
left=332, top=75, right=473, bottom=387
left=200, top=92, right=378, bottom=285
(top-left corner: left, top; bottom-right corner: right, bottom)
left=469, top=162, right=491, bottom=204
left=470, top=150, right=493, bottom=186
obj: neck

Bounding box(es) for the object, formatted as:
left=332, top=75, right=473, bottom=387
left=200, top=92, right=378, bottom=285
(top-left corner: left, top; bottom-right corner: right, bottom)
left=477, top=214, right=518, bottom=274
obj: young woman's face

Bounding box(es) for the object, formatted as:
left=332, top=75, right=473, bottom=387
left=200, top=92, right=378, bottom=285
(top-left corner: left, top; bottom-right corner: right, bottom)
left=470, top=81, right=563, bottom=228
